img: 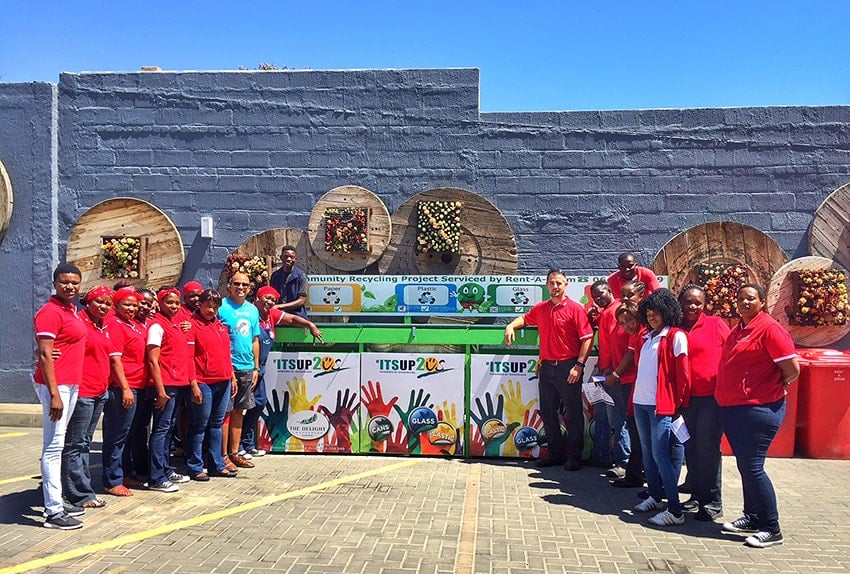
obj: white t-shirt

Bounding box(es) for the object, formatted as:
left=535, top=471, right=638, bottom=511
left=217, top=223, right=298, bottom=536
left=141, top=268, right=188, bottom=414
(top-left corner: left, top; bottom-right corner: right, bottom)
left=146, top=323, right=164, bottom=347
left=633, top=327, right=688, bottom=406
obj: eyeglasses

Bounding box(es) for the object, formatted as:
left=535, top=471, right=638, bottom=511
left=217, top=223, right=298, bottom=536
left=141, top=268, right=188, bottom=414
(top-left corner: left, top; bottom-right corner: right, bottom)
left=231, top=282, right=250, bottom=287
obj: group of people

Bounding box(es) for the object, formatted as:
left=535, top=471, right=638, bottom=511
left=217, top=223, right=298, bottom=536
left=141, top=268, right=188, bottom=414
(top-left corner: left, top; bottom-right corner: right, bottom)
left=505, top=253, right=800, bottom=548
left=33, top=247, right=321, bottom=530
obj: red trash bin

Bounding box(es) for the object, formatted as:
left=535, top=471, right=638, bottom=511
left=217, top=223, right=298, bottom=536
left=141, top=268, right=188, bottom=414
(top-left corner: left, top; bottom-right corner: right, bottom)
left=719, top=381, right=798, bottom=458
left=795, top=350, right=850, bottom=459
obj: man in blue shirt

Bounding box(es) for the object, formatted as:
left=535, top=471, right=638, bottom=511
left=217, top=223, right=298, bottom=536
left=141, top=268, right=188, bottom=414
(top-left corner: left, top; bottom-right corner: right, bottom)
left=270, top=245, right=308, bottom=318
left=218, top=272, right=261, bottom=469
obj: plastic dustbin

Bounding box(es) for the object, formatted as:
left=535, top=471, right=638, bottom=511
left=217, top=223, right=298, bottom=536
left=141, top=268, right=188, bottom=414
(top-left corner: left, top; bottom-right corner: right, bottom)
left=795, top=349, right=850, bottom=459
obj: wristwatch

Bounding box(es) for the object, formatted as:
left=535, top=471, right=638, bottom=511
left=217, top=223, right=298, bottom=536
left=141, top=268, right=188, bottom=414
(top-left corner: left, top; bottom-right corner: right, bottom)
left=611, top=370, right=621, bottom=380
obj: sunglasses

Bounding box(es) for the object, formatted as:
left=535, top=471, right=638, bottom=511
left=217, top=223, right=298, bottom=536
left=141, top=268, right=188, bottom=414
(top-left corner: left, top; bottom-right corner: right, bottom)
left=231, top=282, right=250, bottom=287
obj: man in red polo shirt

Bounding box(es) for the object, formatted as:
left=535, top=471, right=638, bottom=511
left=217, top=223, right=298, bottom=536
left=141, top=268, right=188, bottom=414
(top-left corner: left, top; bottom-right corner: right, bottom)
left=607, top=252, right=661, bottom=299
left=505, top=269, right=593, bottom=470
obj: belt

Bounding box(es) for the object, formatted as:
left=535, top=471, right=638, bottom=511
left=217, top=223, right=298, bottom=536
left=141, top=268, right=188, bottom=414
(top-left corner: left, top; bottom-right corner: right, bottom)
left=540, top=358, right=577, bottom=366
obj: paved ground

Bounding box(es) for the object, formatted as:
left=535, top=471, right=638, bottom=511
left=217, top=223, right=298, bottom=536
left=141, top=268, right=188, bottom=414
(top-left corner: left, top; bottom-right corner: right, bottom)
left=0, top=425, right=848, bottom=574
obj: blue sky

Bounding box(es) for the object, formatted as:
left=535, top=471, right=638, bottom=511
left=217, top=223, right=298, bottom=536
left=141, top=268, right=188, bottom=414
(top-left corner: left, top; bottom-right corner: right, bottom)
left=1, top=0, right=848, bottom=112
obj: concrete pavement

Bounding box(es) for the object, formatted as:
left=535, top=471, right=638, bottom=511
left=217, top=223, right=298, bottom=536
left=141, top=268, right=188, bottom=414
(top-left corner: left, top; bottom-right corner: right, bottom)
left=0, top=425, right=848, bottom=574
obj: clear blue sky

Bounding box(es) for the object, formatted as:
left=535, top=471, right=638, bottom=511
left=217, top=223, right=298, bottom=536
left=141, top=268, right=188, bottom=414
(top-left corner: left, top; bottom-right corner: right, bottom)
left=2, top=0, right=848, bottom=112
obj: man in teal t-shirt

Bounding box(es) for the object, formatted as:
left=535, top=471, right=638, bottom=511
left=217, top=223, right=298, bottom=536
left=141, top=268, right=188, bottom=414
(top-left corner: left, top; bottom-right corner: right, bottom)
left=218, top=272, right=261, bottom=469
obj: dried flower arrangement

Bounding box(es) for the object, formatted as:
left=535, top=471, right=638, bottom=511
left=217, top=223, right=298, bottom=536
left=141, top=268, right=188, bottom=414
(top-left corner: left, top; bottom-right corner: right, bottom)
left=788, top=269, right=848, bottom=326
left=224, top=253, right=269, bottom=292
left=696, top=263, right=750, bottom=318
left=101, top=237, right=142, bottom=279
left=416, top=200, right=462, bottom=254
left=323, top=207, right=369, bottom=253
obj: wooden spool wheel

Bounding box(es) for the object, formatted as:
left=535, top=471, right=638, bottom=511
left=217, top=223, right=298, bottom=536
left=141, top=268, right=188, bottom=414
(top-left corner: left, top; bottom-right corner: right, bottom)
left=379, top=187, right=518, bottom=276
left=66, top=198, right=184, bottom=294
left=652, top=221, right=789, bottom=298
left=0, top=161, right=12, bottom=242
left=809, top=180, right=850, bottom=271
left=379, top=187, right=518, bottom=326
left=306, top=185, right=392, bottom=272
left=766, top=256, right=850, bottom=347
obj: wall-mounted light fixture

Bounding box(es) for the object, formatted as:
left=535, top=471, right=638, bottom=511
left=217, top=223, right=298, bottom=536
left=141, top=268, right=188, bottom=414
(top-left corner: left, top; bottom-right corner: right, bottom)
left=200, top=216, right=214, bottom=239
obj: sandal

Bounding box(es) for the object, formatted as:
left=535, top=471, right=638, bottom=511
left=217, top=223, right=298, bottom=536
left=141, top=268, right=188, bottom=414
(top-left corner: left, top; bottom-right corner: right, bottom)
left=82, top=497, right=107, bottom=508
left=105, top=485, right=134, bottom=497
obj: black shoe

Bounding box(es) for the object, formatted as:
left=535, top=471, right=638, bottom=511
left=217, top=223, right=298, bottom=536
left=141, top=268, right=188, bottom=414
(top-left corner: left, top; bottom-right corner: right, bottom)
left=682, top=497, right=698, bottom=511
left=694, top=508, right=723, bottom=522
left=744, top=530, right=783, bottom=548
left=722, top=516, right=758, bottom=534
left=564, top=459, right=582, bottom=471
left=535, top=457, right=564, bottom=468
left=44, top=512, right=83, bottom=530
left=605, top=465, right=626, bottom=479
left=611, top=477, right=644, bottom=488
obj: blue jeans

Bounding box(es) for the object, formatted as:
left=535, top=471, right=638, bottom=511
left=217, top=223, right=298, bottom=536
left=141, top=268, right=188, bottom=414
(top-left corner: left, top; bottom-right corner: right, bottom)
left=634, top=403, right=685, bottom=514
left=606, top=381, right=630, bottom=466
left=62, top=391, right=108, bottom=505
left=187, top=381, right=230, bottom=475
left=101, top=387, right=138, bottom=488
left=682, top=395, right=723, bottom=513
left=148, top=386, right=187, bottom=485
left=125, top=387, right=153, bottom=480
left=240, top=376, right=268, bottom=452
left=34, top=382, right=78, bottom=517
left=720, top=397, right=785, bottom=533
left=591, top=400, right=612, bottom=464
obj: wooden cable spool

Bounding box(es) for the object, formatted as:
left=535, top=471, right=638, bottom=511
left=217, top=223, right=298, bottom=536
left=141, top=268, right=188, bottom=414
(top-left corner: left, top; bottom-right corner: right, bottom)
left=0, top=161, right=13, bottom=241
left=652, top=221, right=789, bottom=297
left=66, top=198, right=184, bottom=293
left=766, top=256, right=850, bottom=347
left=378, top=187, right=518, bottom=276
left=306, top=185, right=391, bottom=272
left=809, top=181, right=850, bottom=271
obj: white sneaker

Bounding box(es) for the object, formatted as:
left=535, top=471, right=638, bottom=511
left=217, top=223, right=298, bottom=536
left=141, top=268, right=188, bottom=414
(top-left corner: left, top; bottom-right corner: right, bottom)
left=648, top=510, right=685, bottom=526
left=237, top=449, right=253, bottom=461
left=168, top=473, right=190, bottom=484
left=148, top=480, right=179, bottom=493
left=744, top=530, right=784, bottom=548
left=248, top=448, right=266, bottom=457
left=634, top=496, right=664, bottom=512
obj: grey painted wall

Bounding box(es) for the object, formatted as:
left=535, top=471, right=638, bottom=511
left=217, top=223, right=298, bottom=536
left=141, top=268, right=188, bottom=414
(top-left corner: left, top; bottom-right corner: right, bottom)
left=1, top=68, right=849, bottom=402
left=0, top=83, right=56, bottom=403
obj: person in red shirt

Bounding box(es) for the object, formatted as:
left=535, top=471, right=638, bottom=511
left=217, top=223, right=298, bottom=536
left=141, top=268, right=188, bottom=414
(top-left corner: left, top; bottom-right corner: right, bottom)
left=186, top=289, right=237, bottom=480
left=678, top=284, right=730, bottom=521
left=504, top=269, right=593, bottom=471
left=607, top=253, right=661, bottom=299
left=631, top=289, right=690, bottom=527
left=146, top=287, right=194, bottom=492
left=606, top=302, right=647, bottom=488
left=102, top=288, right=146, bottom=497
left=716, top=284, right=799, bottom=548
left=176, top=281, right=203, bottom=324
left=590, top=280, right=629, bottom=472
left=34, top=263, right=88, bottom=530
left=62, top=285, right=121, bottom=509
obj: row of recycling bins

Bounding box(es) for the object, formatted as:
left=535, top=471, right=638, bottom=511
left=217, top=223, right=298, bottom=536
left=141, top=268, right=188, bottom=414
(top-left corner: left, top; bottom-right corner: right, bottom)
left=720, top=348, right=850, bottom=459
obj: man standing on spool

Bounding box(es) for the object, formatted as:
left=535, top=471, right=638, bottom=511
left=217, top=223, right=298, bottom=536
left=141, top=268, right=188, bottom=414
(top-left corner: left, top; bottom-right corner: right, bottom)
left=607, top=252, right=661, bottom=299
left=270, top=245, right=308, bottom=319
left=504, top=269, right=594, bottom=471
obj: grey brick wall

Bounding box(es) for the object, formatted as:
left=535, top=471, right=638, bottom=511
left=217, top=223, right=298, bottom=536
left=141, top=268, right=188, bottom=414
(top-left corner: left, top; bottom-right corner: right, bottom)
left=1, top=68, right=849, bottom=401
left=0, top=83, right=56, bottom=402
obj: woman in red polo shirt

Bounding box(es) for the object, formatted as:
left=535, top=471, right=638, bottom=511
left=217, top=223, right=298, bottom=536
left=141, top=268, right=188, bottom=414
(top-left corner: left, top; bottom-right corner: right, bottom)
left=186, top=289, right=237, bottom=480
left=62, top=285, right=120, bottom=509
left=678, top=284, right=730, bottom=522
left=102, top=288, right=146, bottom=496
left=716, top=284, right=799, bottom=548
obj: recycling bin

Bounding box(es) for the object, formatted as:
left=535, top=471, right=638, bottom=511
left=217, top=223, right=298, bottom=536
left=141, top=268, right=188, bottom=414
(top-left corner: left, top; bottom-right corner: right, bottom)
left=795, top=349, right=850, bottom=459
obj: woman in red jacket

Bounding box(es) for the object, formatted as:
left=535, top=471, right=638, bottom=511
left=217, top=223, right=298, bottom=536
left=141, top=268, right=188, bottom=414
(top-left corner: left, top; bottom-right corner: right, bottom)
left=631, top=289, right=690, bottom=526
left=146, top=286, right=193, bottom=493
left=716, top=284, right=799, bottom=548
left=186, top=289, right=237, bottom=480
left=678, top=284, right=730, bottom=521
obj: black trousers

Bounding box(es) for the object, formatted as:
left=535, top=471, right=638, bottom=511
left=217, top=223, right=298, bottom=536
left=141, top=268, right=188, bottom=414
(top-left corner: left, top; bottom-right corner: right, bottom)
left=538, top=359, right=584, bottom=461
left=682, top=395, right=723, bottom=512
